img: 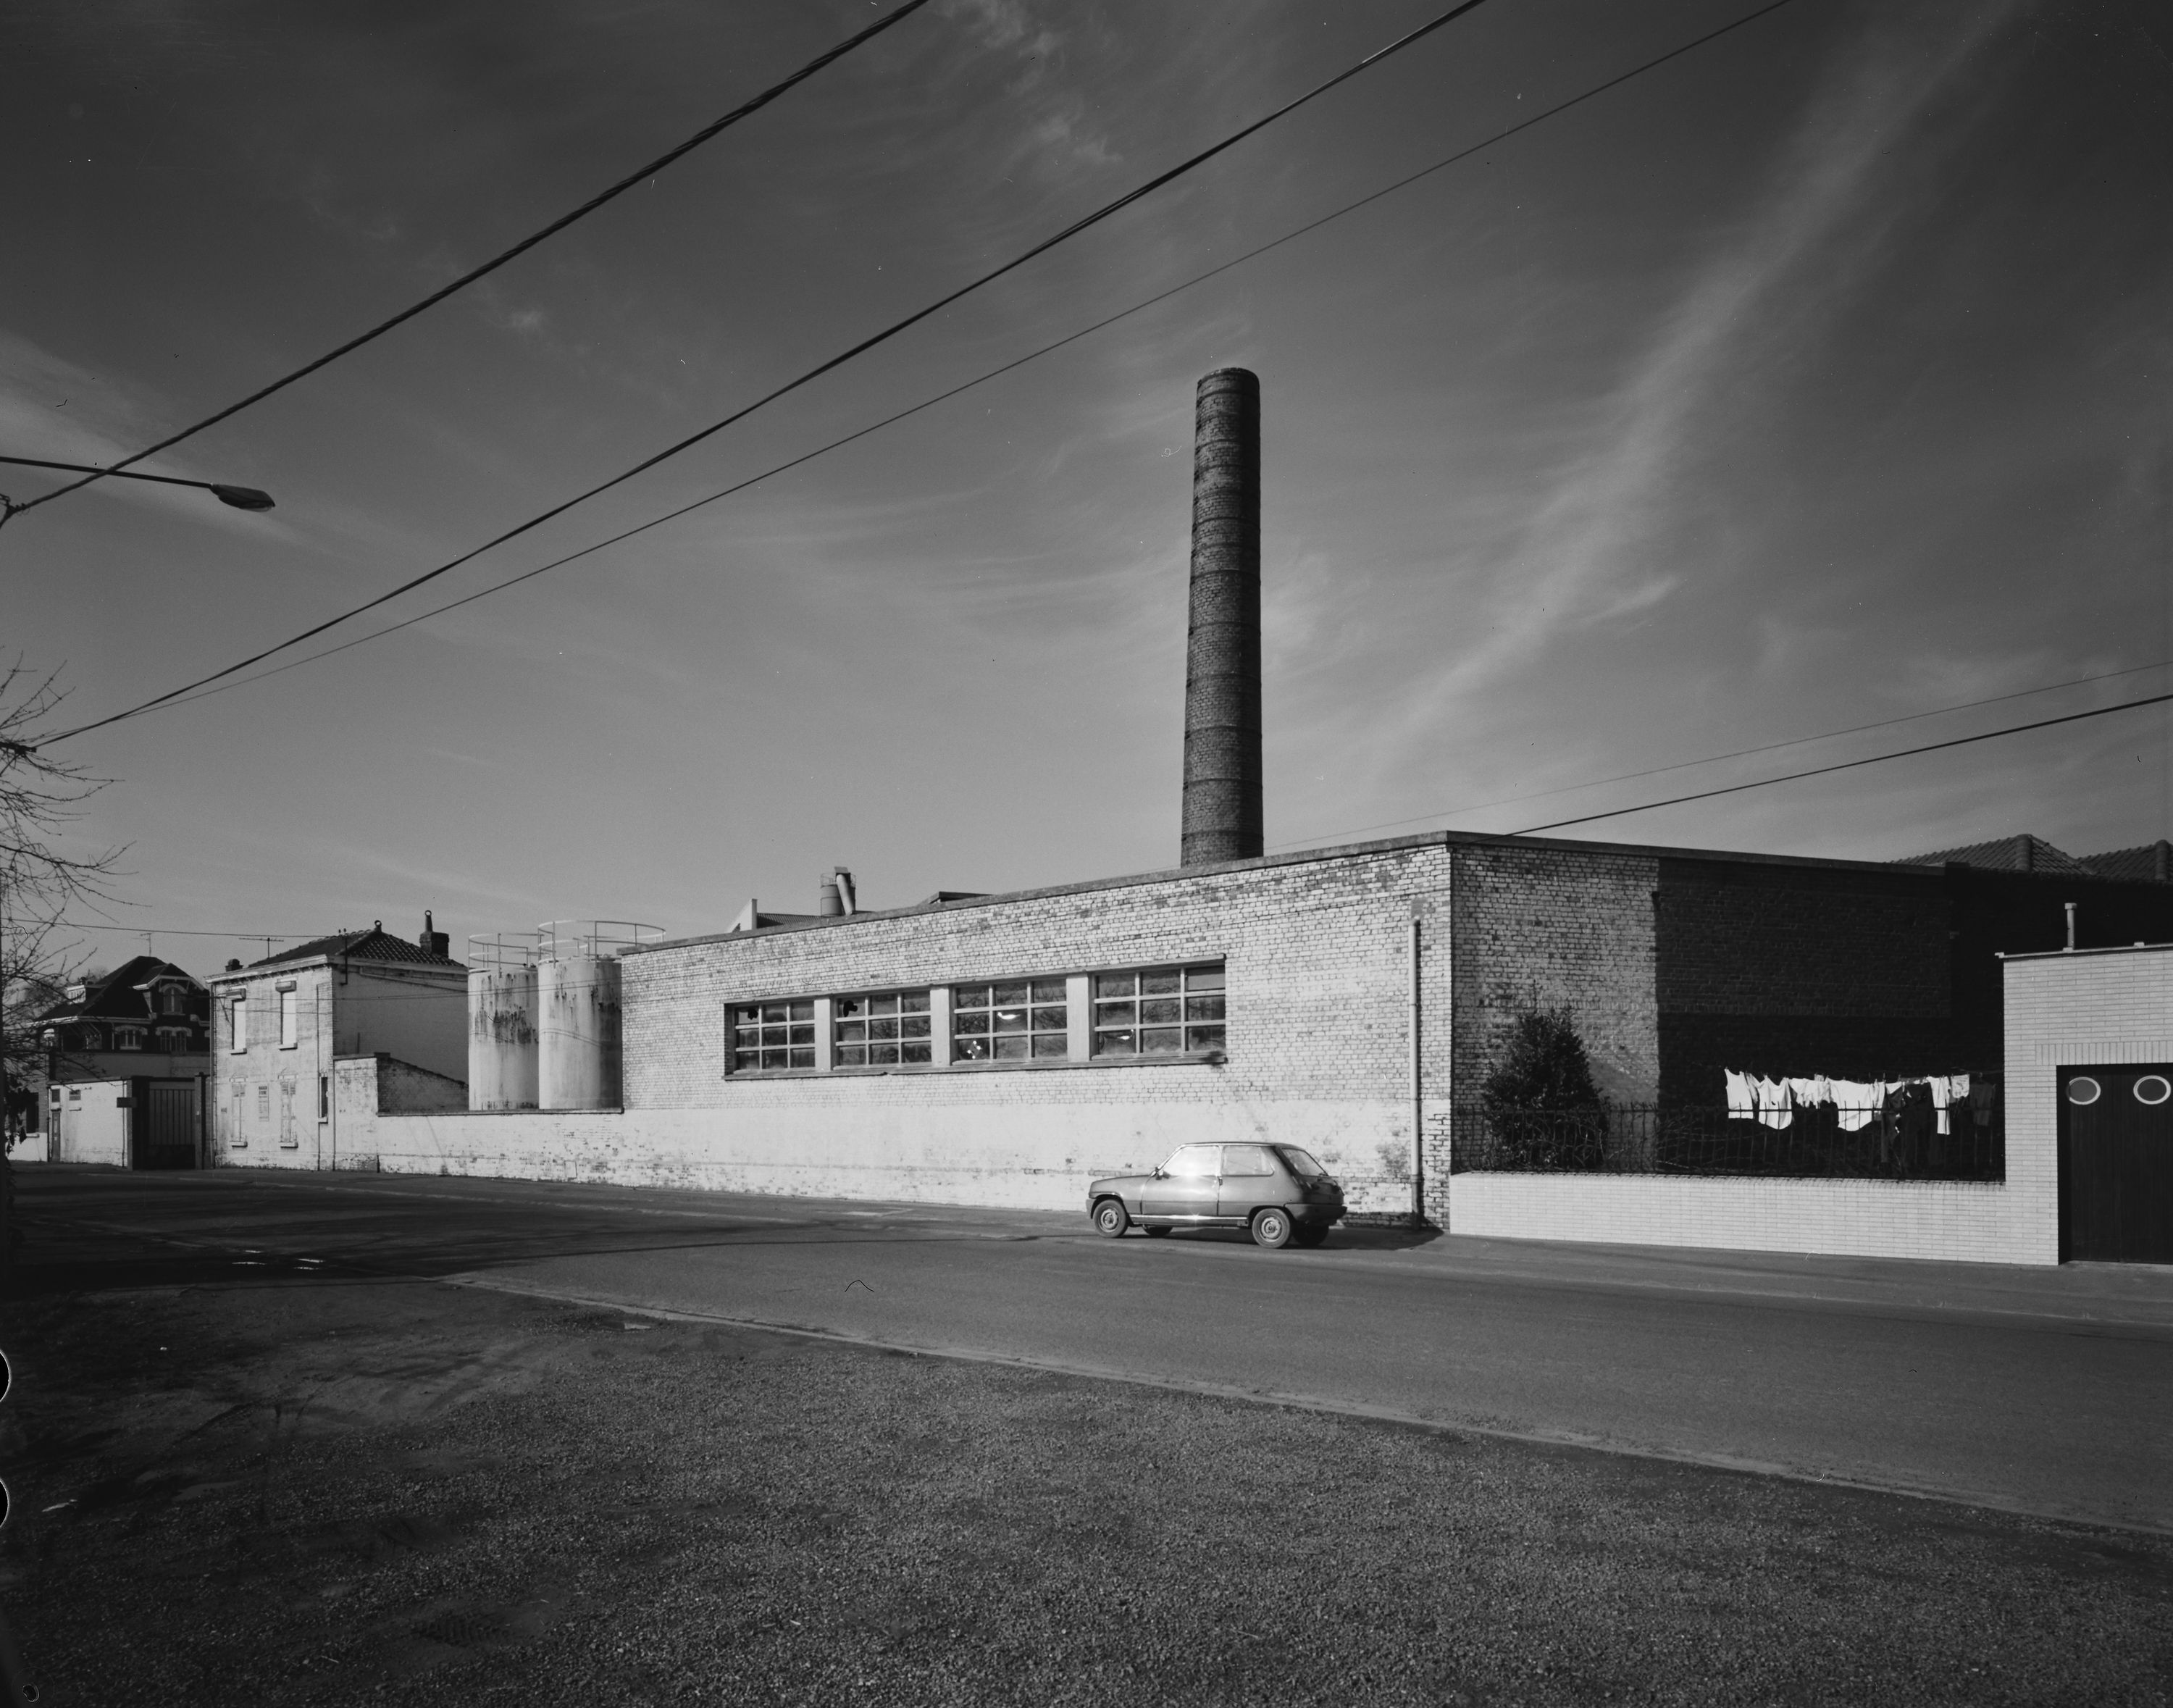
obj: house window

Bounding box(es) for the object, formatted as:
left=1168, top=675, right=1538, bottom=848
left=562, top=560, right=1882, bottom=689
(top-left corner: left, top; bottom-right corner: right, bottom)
left=953, top=979, right=1067, bottom=1063
left=76, top=1025, right=100, bottom=1051
left=729, top=1000, right=815, bottom=1072
left=230, top=1084, right=246, bottom=1147
left=278, top=987, right=299, bottom=1050
left=158, top=985, right=187, bottom=1016
left=318, top=1074, right=330, bottom=1121
left=67, top=1088, right=81, bottom=1102
left=835, top=990, right=933, bottom=1068
left=157, top=1027, right=188, bottom=1053
left=114, top=1026, right=144, bottom=1050
left=256, top=1084, right=270, bottom=1121
left=230, top=997, right=247, bottom=1052
left=1092, top=963, right=1226, bottom=1057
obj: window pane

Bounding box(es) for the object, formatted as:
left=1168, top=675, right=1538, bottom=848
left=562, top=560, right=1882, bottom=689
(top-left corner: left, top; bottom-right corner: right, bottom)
left=1096, top=1029, right=1136, bottom=1056
left=787, top=1024, right=815, bottom=1046
left=1186, top=966, right=1226, bottom=992
left=870, top=1017, right=899, bottom=1041
left=1141, top=969, right=1181, bottom=995
left=901, top=1015, right=931, bottom=1039
left=1094, top=999, right=1135, bottom=1023
left=956, top=1037, right=992, bottom=1062
left=1188, top=1025, right=1226, bottom=1052
left=1223, top=1144, right=1274, bottom=1176
left=732, top=1005, right=761, bottom=1023
left=955, top=1011, right=989, bottom=1036
left=788, top=1000, right=814, bottom=1021
left=872, top=1043, right=900, bottom=1065
left=955, top=986, right=989, bottom=1010
left=1166, top=1144, right=1219, bottom=1176
left=1031, top=1034, right=1068, bottom=1059
left=992, top=1008, right=1029, bottom=1033
left=837, top=1045, right=866, bottom=1067
left=1095, top=972, right=1136, bottom=998
left=834, top=997, right=865, bottom=1018
left=761, top=1047, right=787, bottom=1069
left=1030, top=979, right=1066, bottom=1002
left=1141, top=1027, right=1182, bottom=1053
left=734, top=1050, right=760, bottom=1073
left=1185, top=995, right=1225, bottom=1021
left=788, top=1047, right=814, bottom=1069
left=990, top=981, right=1030, bottom=1005
left=992, top=1035, right=1029, bottom=1060
left=836, top=1020, right=865, bottom=1042
left=901, top=1041, right=932, bottom=1064
left=1031, top=1005, right=1066, bottom=1031
left=1139, top=998, right=1181, bottom=1024
left=901, top=991, right=930, bottom=1013
left=868, top=994, right=898, bottom=1016
left=761, top=1004, right=787, bottom=1024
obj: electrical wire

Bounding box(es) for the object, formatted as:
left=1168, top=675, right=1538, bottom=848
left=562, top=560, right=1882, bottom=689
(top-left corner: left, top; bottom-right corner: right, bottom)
left=1270, top=656, right=2173, bottom=850
left=6, top=0, right=938, bottom=519
left=1507, top=691, right=2173, bottom=837
left=40, top=0, right=1500, bottom=748
left=68, top=0, right=1787, bottom=734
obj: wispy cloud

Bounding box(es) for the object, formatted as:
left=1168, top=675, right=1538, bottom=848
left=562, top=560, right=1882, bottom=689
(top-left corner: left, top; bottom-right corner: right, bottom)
left=1386, top=3, right=2027, bottom=749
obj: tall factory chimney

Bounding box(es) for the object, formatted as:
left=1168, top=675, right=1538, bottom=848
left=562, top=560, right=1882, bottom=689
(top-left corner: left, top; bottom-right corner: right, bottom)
left=1181, top=367, right=1263, bottom=866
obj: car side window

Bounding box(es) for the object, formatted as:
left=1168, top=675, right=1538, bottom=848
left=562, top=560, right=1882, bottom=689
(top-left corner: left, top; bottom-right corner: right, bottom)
left=1163, top=1144, right=1221, bottom=1177
left=1221, top=1144, right=1275, bottom=1176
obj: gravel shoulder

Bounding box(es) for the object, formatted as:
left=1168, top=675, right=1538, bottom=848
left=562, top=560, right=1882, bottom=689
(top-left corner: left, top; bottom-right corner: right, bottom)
left=2, top=1270, right=2170, bottom=1707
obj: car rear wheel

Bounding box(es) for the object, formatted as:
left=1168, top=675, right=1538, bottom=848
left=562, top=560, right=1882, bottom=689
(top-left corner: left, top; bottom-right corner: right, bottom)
left=1092, top=1197, right=1129, bottom=1239
left=1252, top=1207, right=1294, bottom=1249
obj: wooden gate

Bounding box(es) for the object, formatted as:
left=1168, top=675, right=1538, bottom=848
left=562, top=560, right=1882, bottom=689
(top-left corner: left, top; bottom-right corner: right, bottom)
left=2059, top=1065, right=2173, bottom=1263
left=135, top=1079, right=198, bottom=1171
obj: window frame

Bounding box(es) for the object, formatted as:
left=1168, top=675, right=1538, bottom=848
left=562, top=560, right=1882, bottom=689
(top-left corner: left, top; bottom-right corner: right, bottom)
left=1090, top=963, right=1226, bottom=1060
left=726, top=996, right=819, bottom=1075
left=277, top=983, right=300, bottom=1050
left=229, top=995, right=248, bottom=1053
left=832, top=987, right=936, bottom=1071
left=950, top=977, right=1070, bottom=1066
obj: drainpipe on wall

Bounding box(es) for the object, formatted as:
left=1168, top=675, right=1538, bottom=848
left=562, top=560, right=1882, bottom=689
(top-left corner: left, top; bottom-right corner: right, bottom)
left=1410, top=915, right=1424, bottom=1227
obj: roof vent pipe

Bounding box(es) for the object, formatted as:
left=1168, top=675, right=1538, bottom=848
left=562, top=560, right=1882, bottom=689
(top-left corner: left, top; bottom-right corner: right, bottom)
left=817, top=874, right=843, bottom=918
left=1180, top=367, right=1264, bottom=866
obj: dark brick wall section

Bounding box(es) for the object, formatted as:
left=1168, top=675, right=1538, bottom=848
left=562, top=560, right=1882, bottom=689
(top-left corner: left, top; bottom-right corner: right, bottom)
left=1450, top=843, right=1661, bottom=1107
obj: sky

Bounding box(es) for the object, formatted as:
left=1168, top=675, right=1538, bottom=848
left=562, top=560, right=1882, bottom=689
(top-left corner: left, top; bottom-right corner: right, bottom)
left=3, top=0, right=2169, bottom=973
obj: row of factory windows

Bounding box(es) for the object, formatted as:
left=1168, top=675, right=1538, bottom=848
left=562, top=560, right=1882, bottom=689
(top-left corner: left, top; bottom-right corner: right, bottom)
left=729, top=963, right=1227, bottom=1075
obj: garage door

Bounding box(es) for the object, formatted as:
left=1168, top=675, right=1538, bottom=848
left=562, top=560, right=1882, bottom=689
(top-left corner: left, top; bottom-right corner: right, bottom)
left=2061, top=1066, right=2173, bottom=1263
left=136, top=1080, right=198, bottom=1171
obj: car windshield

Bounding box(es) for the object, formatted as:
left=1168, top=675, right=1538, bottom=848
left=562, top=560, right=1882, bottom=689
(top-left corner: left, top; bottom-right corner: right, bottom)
left=1274, top=1146, right=1328, bottom=1179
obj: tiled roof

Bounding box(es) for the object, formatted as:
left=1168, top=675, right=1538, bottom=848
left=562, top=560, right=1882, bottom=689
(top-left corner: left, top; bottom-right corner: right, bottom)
left=33, top=955, right=206, bottom=1023
left=1893, top=834, right=2097, bottom=876
left=2077, top=842, right=2173, bottom=882
left=248, top=926, right=464, bottom=970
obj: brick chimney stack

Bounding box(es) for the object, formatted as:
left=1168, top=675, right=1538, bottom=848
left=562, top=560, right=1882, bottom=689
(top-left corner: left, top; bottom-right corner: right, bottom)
left=1180, top=367, right=1263, bottom=866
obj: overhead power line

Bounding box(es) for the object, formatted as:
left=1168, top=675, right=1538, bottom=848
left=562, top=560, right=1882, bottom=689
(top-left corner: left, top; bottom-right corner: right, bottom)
left=1507, top=692, right=2173, bottom=837
left=1274, top=655, right=2173, bottom=849
left=55, top=0, right=1785, bottom=742
left=46, top=0, right=1500, bottom=746
left=6, top=0, right=937, bottom=519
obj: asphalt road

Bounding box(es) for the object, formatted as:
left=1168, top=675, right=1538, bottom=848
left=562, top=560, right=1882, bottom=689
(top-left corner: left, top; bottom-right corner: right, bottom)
left=14, top=1163, right=2172, bottom=1533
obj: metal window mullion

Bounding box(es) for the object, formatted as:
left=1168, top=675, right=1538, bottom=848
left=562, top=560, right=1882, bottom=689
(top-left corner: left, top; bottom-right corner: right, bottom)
left=1065, top=976, right=1092, bottom=1060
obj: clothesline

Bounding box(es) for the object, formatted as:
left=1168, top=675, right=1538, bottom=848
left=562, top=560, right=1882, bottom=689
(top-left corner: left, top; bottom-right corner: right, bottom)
left=1722, top=1070, right=1975, bottom=1134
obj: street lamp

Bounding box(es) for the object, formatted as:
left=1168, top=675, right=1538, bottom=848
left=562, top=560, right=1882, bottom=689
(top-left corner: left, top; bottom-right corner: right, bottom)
left=0, top=454, right=275, bottom=524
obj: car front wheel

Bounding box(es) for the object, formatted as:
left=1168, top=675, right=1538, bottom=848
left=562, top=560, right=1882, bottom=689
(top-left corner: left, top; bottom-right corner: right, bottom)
left=1252, top=1207, right=1294, bottom=1249
left=1092, top=1197, right=1130, bottom=1239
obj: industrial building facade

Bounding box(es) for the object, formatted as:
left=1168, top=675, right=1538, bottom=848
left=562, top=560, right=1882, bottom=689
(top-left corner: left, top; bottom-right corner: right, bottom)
left=302, top=827, right=2173, bottom=1263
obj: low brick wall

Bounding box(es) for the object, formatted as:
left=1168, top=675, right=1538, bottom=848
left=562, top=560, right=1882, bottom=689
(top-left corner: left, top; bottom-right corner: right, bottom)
left=332, top=1097, right=1418, bottom=1215
left=1446, top=1173, right=2040, bottom=1264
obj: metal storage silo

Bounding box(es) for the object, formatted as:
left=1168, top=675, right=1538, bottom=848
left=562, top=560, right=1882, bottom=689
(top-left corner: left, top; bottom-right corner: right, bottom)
left=467, top=934, right=540, bottom=1111
left=536, top=922, right=659, bottom=1110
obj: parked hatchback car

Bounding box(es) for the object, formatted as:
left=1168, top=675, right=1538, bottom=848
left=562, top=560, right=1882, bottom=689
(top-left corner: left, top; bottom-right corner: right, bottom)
left=1086, top=1142, right=1345, bottom=1247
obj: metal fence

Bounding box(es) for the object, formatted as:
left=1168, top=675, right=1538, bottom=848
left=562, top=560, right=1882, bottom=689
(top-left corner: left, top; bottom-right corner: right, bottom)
left=1448, top=1098, right=2003, bottom=1181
